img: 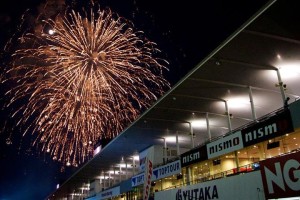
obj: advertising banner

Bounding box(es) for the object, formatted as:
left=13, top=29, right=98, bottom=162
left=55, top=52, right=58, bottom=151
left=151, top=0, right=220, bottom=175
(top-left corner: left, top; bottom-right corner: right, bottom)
left=132, top=160, right=181, bottom=187
left=206, top=131, right=243, bottom=159
left=181, top=145, right=207, bottom=167
left=131, top=173, right=145, bottom=187
left=155, top=171, right=264, bottom=200
left=139, top=147, right=152, bottom=171
left=260, top=151, right=300, bottom=199
left=143, top=148, right=154, bottom=200
left=152, top=160, right=181, bottom=180
left=100, top=186, right=120, bottom=199
left=242, top=109, right=294, bottom=147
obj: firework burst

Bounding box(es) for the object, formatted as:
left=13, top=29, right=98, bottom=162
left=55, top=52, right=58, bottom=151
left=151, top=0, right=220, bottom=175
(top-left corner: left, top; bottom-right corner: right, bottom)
left=2, top=8, right=169, bottom=166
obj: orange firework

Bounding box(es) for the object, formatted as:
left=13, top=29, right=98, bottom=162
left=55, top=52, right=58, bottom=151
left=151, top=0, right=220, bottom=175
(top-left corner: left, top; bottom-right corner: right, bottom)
left=2, top=8, right=169, bottom=166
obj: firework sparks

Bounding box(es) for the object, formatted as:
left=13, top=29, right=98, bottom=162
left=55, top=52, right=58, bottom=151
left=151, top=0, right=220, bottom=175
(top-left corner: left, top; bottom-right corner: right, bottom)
left=2, top=8, right=169, bottom=166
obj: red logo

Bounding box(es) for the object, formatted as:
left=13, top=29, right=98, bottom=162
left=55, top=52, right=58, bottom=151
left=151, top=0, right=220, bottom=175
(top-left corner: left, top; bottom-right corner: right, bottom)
left=260, top=151, right=300, bottom=199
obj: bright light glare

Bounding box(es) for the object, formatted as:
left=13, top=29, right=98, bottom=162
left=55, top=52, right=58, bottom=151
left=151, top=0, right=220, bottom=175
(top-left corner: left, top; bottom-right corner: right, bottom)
left=227, top=98, right=249, bottom=108
left=133, top=155, right=139, bottom=161
left=108, top=170, right=120, bottom=174
left=93, top=146, right=101, bottom=156
left=191, top=120, right=206, bottom=128
left=277, top=63, right=300, bottom=78
left=71, top=193, right=81, bottom=196
left=277, top=54, right=281, bottom=59
left=118, top=163, right=132, bottom=168
left=164, top=136, right=185, bottom=143
left=164, top=136, right=176, bottom=142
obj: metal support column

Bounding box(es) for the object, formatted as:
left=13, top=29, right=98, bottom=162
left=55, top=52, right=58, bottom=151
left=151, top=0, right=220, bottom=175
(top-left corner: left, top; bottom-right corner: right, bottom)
left=132, top=157, right=136, bottom=176
left=163, top=138, right=167, bottom=164
left=248, top=86, right=257, bottom=120
left=206, top=112, right=211, bottom=141
left=119, top=165, right=122, bottom=183
left=176, top=131, right=180, bottom=156
left=225, top=101, right=232, bottom=133
left=225, top=101, right=239, bottom=171
left=100, top=178, right=103, bottom=191
left=103, top=173, right=106, bottom=189
left=108, top=169, right=112, bottom=187
left=189, top=122, right=194, bottom=148
left=125, top=162, right=128, bottom=179
left=276, top=69, right=287, bottom=106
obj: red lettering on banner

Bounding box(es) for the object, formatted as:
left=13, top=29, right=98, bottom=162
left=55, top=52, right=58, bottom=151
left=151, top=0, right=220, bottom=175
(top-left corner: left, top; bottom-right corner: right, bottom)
left=144, top=159, right=153, bottom=200
left=260, top=151, right=300, bottom=199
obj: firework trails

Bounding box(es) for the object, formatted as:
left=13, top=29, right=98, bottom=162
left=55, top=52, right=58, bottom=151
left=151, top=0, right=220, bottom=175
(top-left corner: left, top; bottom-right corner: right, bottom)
left=3, top=8, right=169, bottom=166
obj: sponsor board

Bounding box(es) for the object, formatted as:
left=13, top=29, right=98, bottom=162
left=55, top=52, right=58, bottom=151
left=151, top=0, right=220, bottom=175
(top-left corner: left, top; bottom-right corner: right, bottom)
left=202, top=109, right=293, bottom=160
left=242, top=109, right=294, bottom=147
left=206, top=131, right=243, bottom=159
left=100, top=186, right=120, bottom=199
left=181, top=145, right=207, bottom=167
left=175, top=185, right=218, bottom=200
left=139, top=147, right=154, bottom=171
left=155, top=171, right=264, bottom=200
left=260, top=151, right=300, bottom=199
left=143, top=149, right=154, bottom=200
left=131, top=173, right=145, bottom=187
left=132, top=160, right=181, bottom=187
left=153, top=160, right=181, bottom=180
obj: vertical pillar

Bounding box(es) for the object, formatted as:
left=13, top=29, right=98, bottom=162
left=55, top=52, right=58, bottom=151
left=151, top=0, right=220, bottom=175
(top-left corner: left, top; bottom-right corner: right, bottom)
left=206, top=112, right=211, bottom=141
left=234, top=151, right=240, bottom=172
left=176, top=131, right=180, bottom=156
left=224, top=101, right=232, bottom=133
left=109, top=172, right=111, bottom=187
left=114, top=168, right=116, bottom=185
left=248, top=86, right=257, bottom=121
left=225, top=101, right=239, bottom=172
left=187, top=167, right=192, bottom=185
left=103, top=173, right=106, bottom=189
left=100, top=178, right=103, bottom=191
left=258, top=144, right=265, bottom=160
left=119, top=164, right=122, bottom=183
left=99, top=178, right=102, bottom=192
left=189, top=123, right=194, bottom=148
left=163, top=138, right=167, bottom=164
left=132, top=157, right=136, bottom=176
left=125, top=162, right=128, bottom=179
left=276, top=69, right=287, bottom=106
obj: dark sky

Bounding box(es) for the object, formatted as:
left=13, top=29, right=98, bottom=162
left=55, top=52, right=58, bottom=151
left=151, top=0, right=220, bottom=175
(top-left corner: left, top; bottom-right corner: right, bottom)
left=0, top=0, right=268, bottom=199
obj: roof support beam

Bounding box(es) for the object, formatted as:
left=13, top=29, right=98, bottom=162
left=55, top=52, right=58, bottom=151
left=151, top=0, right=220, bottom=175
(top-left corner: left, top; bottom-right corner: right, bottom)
left=243, top=29, right=300, bottom=45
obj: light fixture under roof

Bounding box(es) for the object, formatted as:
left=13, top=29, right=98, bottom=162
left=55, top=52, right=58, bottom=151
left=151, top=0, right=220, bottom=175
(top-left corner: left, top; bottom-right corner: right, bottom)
left=191, top=119, right=206, bottom=128
left=276, top=61, right=300, bottom=78
left=132, top=155, right=139, bottom=161
left=227, top=97, right=250, bottom=109
left=277, top=54, right=281, bottom=59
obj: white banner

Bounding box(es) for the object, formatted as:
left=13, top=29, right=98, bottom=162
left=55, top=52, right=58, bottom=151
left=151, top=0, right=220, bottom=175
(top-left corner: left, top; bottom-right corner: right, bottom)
left=152, top=160, right=181, bottom=180
left=155, top=171, right=264, bottom=200
left=207, top=131, right=243, bottom=159
left=139, top=146, right=154, bottom=171
left=143, top=148, right=154, bottom=200
left=100, top=186, right=120, bottom=200
left=131, top=160, right=181, bottom=187
left=131, top=173, right=145, bottom=187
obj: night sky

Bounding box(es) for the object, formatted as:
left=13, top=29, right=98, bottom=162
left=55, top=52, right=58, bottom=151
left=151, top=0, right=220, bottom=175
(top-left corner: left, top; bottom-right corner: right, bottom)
left=0, top=0, right=268, bottom=199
